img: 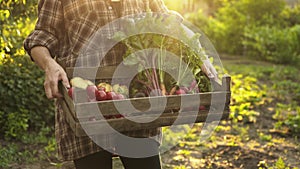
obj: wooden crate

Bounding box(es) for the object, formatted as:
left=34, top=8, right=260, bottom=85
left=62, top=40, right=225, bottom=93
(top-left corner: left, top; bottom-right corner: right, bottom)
left=59, top=66, right=231, bottom=137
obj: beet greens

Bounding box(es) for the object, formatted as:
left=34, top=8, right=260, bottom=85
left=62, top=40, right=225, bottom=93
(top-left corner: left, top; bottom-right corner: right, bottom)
left=113, top=12, right=212, bottom=97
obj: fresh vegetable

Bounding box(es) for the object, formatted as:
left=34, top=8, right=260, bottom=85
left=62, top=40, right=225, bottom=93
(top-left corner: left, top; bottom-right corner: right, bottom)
left=115, top=93, right=125, bottom=100
left=86, top=85, right=98, bottom=100
left=95, top=90, right=107, bottom=101
left=68, top=87, right=74, bottom=99
left=70, top=77, right=89, bottom=89
left=106, top=91, right=117, bottom=100
left=112, top=84, right=129, bottom=97
left=97, top=83, right=112, bottom=92
left=175, top=88, right=186, bottom=95
left=113, top=12, right=212, bottom=97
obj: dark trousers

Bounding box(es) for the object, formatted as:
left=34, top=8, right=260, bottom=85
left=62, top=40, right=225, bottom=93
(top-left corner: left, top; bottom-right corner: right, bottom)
left=74, top=140, right=162, bottom=169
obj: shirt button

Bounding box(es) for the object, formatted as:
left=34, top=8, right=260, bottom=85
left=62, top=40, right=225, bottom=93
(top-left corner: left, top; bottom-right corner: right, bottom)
left=108, top=6, right=113, bottom=10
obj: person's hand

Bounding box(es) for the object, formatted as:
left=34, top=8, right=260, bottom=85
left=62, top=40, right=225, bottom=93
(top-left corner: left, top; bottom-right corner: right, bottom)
left=201, top=59, right=220, bottom=83
left=179, top=22, right=219, bottom=82
left=30, top=46, right=70, bottom=99
left=44, top=62, right=70, bottom=99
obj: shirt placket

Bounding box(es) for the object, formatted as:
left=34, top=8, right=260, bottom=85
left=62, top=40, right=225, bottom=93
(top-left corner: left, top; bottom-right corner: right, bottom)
left=105, top=0, right=122, bottom=22
left=103, top=0, right=122, bottom=43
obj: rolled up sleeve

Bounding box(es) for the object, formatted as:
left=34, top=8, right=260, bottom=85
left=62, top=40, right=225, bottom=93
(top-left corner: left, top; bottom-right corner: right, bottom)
left=24, top=0, right=64, bottom=59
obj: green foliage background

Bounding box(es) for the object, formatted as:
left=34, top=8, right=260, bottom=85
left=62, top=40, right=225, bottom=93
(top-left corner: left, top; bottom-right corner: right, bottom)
left=0, top=0, right=55, bottom=141
left=186, top=0, right=300, bottom=66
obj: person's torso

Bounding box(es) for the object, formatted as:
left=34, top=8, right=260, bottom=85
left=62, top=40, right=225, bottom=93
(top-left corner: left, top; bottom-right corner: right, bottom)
left=58, top=0, right=148, bottom=67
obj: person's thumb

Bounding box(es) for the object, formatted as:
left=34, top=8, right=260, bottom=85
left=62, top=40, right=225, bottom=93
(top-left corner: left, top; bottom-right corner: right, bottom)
left=61, top=73, right=70, bottom=89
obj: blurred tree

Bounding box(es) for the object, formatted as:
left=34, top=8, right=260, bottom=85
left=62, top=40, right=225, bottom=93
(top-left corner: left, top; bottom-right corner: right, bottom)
left=202, top=0, right=236, bottom=15
left=163, top=0, right=205, bottom=14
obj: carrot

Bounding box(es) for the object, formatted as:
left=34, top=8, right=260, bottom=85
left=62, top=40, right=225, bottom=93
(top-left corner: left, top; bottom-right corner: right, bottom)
left=169, top=85, right=178, bottom=95
left=160, top=83, right=167, bottom=96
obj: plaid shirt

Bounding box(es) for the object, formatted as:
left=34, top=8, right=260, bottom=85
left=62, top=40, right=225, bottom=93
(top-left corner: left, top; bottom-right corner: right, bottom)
left=24, top=0, right=168, bottom=161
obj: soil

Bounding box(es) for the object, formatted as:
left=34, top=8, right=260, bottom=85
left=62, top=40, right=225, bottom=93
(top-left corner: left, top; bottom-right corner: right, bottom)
left=160, top=109, right=300, bottom=169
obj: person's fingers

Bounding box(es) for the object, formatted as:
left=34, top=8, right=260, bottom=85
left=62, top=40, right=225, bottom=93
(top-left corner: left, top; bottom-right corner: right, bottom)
left=46, top=69, right=62, bottom=98
left=44, top=81, right=54, bottom=99
left=54, top=70, right=65, bottom=98
left=202, top=64, right=214, bottom=79
left=43, top=63, right=69, bottom=99
left=50, top=78, right=62, bottom=98
left=61, top=72, right=70, bottom=89
left=203, top=59, right=219, bottom=78
left=208, top=62, right=218, bottom=76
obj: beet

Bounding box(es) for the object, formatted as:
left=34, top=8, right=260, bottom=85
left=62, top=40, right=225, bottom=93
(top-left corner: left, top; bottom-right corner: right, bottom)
left=176, top=89, right=186, bottom=95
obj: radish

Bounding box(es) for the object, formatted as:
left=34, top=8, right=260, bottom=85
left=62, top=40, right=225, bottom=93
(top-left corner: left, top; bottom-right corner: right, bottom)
left=86, top=85, right=98, bottom=100
left=68, top=87, right=74, bottom=99
left=98, top=86, right=106, bottom=92
left=106, top=91, right=117, bottom=100
left=116, top=93, right=125, bottom=100
left=95, top=90, right=107, bottom=101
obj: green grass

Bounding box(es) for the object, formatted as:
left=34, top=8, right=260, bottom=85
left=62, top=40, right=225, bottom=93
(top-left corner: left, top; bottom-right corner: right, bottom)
left=223, top=56, right=300, bottom=134
left=0, top=143, right=37, bottom=168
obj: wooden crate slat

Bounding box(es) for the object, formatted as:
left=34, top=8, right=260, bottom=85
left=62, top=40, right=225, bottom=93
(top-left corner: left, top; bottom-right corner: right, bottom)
left=66, top=65, right=137, bottom=80
left=74, top=91, right=230, bottom=118
left=73, top=111, right=230, bottom=136
left=59, top=83, right=76, bottom=118
left=78, top=111, right=229, bottom=136
left=77, top=107, right=229, bottom=122
left=59, top=70, right=232, bottom=137
left=60, top=99, right=86, bottom=136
